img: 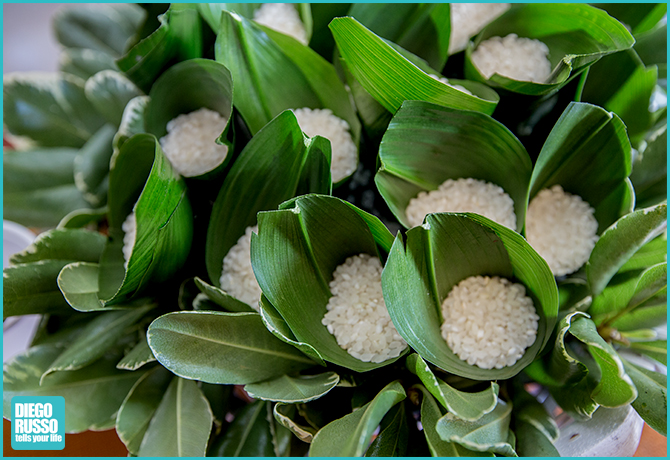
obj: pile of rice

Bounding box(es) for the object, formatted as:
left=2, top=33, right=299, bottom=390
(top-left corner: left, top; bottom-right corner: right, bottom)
left=322, top=254, right=407, bottom=363
left=441, top=275, right=538, bottom=369
left=159, top=108, right=229, bottom=177
left=293, top=108, right=358, bottom=183
left=525, top=185, right=599, bottom=277
left=405, top=178, right=517, bottom=230
left=429, top=74, right=473, bottom=96
left=219, top=225, right=262, bottom=310
left=121, top=211, right=136, bottom=270
left=449, top=3, right=511, bottom=54
left=471, top=34, right=552, bottom=83
left=253, top=3, right=308, bottom=45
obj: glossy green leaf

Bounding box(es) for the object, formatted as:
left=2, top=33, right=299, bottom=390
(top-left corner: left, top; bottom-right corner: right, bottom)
left=629, top=340, right=667, bottom=366
left=137, top=377, right=213, bottom=457
left=210, top=401, right=275, bottom=457
left=587, top=203, right=667, bottom=296
left=375, top=100, right=531, bottom=230
left=53, top=4, right=145, bottom=56
left=309, top=380, right=406, bottom=457
left=514, top=421, right=559, bottom=457
left=331, top=18, right=498, bottom=116
left=114, top=95, right=149, bottom=150
left=274, top=403, right=317, bottom=443
left=569, top=316, right=637, bottom=407
left=215, top=10, right=358, bottom=137
left=116, top=366, right=172, bottom=455
left=383, top=213, right=558, bottom=380
left=634, top=23, right=667, bottom=80
left=3, top=344, right=145, bottom=433
left=612, top=300, right=666, bottom=332
left=117, top=334, right=156, bottom=370
left=3, top=73, right=106, bottom=148
left=619, top=234, right=667, bottom=272
left=148, top=311, right=315, bottom=384
left=252, top=194, right=401, bottom=372
left=59, top=48, right=118, bottom=80
left=435, top=399, right=516, bottom=456
left=245, top=372, right=340, bottom=403
left=58, top=207, right=108, bottom=230
left=58, top=262, right=108, bottom=312
left=3, top=260, right=74, bottom=318
left=511, top=386, right=559, bottom=444
left=530, top=102, right=633, bottom=233
left=406, top=354, right=498, bottom=421
left=464, top=4, right=635, bottom=95
left=206, top=110, right=331, bottom=285
left=193, top=277, right=254, bottom=313
left=116, top=5, right=203, bottom=93
left=98, top=134, right=193, bottom=305
left=631, top=123, right=667, bottom=209
left=418, top=386, right=493, bottom=457
left=622, top=358, right=667, bottom=436
left=42, top=305, right=152, bottom=379
left=592, top=3, right=667, bottom=35
left=85, top=70, right=142, bottom=126
left=10, top=228, right=104, bottom=265
left=73, top=124, right=116, bottom=207
left=364, top=402, right=408, bottom=457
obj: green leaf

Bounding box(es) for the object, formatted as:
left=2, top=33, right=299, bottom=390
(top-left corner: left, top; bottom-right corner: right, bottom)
left=215, top=10, right=358, bottom=138
left=3, top=147, right=78, bottom=193
left=629, top=340, right=667, bottom=366
left=435, top=399, right=517, bottom=456
left=530, top=102, right=633, bottom=233
left=513, top=421, right=559, bottom=457
left=3, top=73, right=106, bottom=148
left=364, top=402, right=408, bottom=457
left=631, top=123, right=667, bottom=209
left=3, top=260, right=74, bottom=318
left=592, top=3, right=667, bottom=35
left=3, top=344, right=146, bottom=433
left=511, top=386, right=559, bottom=443
left=116, top=6, right=203, bottom=93
left=4, top=185, right=91, bottom=229
left=59, top=48, right=118, bottom=80
left=375, top=100, right=532, bottom=230
left=58, top=262, right=108, bottom=312
left=622, top=358, right=667, bottom=436
left=53, top=4, right=146, bottom=56
left=117, top=333, right=156, bottom=370
left=612, top=302, right=667, bottom=331
left=309, top=380, right=406, bottom=457
left=418, top=386, right=493, bottom=457
left=245, top=372, right=340, bottom=403
left=274, top=402, right=317, bottom=443
left=406, top=354, right=498, bottom=421
left=42, top=304, right=153, bottom=379
left=383, top=213, right=558, bottom=380
left=137, top=377, right=213, bottom=457
left=74, top=124, right=116, bottom=207
left=587, top=203, right=667, bottom=296
left=252, top=194, right=401, bottom=373
left=330, top=17, right=498, bottom=116
left=98, top=134, right=193, bottom=305
left=10, top=228, right=105, bottom=265
left=116, top=366, right=173, bottom=455
left=569, top=316, right=638, bottom=407
left=85, top=70, right=142, bottom=126
left=464, top=3, right=635, bottom=95
left=193, top=277, right=254, bottom=313
left=206, top=110, right=331, bottom=284
left=210, top=401, right=275, bottom=457
left=114, top=95, right=150, bottom=150
left=619, top=234, right=667, bottom=272
left=147, top=311, right=315, bottom=385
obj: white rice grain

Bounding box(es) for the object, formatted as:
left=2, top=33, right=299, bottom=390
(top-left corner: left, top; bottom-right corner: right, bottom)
left=220, top=225, right=262, bottom=310
left=526, top=185, right=599, bottom=277
left=449, top=3, right=511, bottom=54
left=253, top=3, right=308, bottom=45
left=322, top=254, right=407, bottom=363
left=441, top=275, right=539, bottom=369
left=293, top=108, right=358, bottom=183
left=121, top=211, right=136, bottom=270
left=159, top=108, right=229, bottom=177
left=405, top=178, right=517, bottom=230
left=471, top=34, right=552, bottom=83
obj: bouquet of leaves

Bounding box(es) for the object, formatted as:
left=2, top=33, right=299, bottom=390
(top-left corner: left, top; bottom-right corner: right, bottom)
left=3, top=3, right=666, bottom=457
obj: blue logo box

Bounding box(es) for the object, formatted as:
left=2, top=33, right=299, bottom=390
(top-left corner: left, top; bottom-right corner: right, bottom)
left=11, top=396, right=65, bottom=450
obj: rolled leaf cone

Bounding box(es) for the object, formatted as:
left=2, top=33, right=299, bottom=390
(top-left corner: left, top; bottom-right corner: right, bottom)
left=98, top=133, right=193, bottom=305
left=375, top=100, right=532, bottom=231
left=464, top=3, right=635, bottom=96
left=250, top=194, right=404, bottom=372
left=382, top=212, right=558, bottom=380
